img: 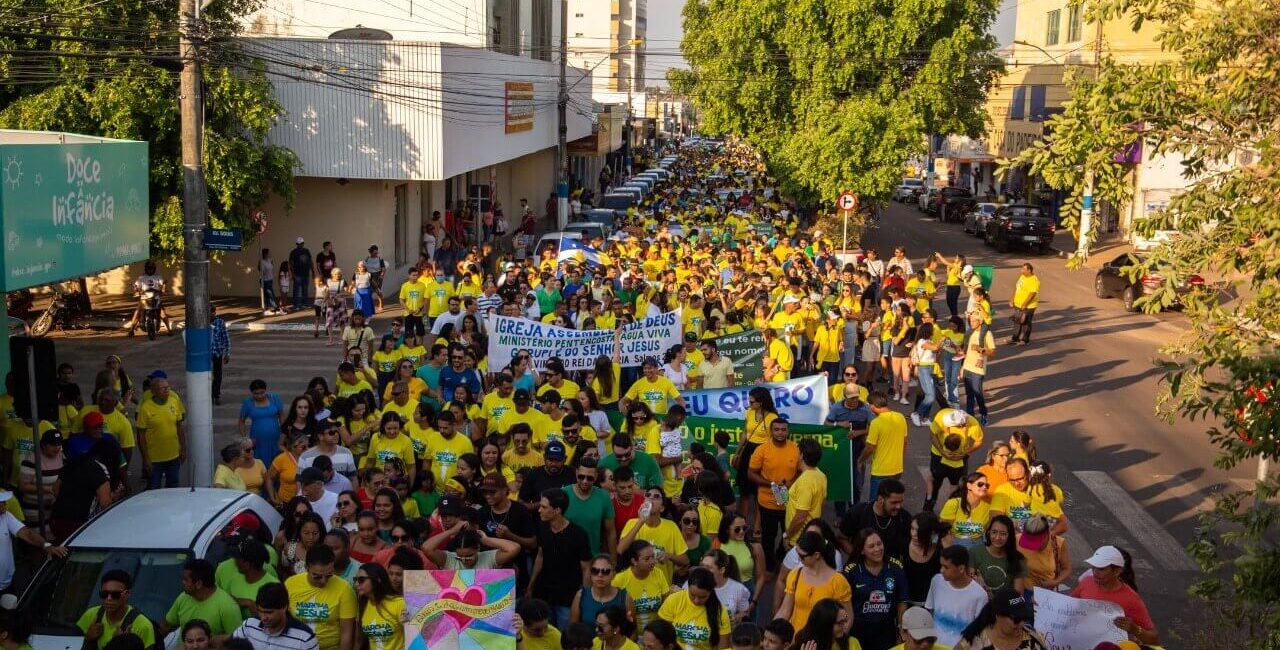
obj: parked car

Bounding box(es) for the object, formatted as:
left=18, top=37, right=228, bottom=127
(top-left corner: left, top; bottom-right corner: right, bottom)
left=598, top=192, right=637, bottom=212
left=563, top=222, right=607, bottom=242
left=936, top=188, right=975, bottom=222
left=893, top=178, right=924, bottom=202
left=1094, top=252, right=1206, bottom=312
left=917, top=187, right=940, bottom=211
left=962, top=203, right=1002, bottom=235
left=983, top=204, right=1056, bottom=253
left=534, top=231, right=584, bottom=259
left=579, top=208, right=618, bottom=232
left=19, top=489, right=282, bottom=650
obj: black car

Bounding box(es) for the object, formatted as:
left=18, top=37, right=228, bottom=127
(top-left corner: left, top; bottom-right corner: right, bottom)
left=984, top=204, right=1056, bottom=253
left=936, top=188, right=975, bottom=223
left=1094, top=252, right=1205, bottom=312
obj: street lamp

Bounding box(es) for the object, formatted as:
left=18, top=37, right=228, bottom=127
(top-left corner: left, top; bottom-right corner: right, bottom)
left=1012, top=40, right=1064, bottom=65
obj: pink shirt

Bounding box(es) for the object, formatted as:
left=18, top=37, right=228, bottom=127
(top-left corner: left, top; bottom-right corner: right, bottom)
left=1071, top=575, right=1153, bottom=630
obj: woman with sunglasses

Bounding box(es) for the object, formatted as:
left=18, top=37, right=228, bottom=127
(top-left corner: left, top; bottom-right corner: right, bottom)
left=613, top=540, right=673, bottom=632
left=594, top=605, right=639, bottom=650
left=264, top=435, right=308, bottom=507
left=624, top=403, right=662, bottom=457
left=232, top=438, right=267, bottom=497
left=329, top=490, right=360, bottom=532
left=975, top=442, right=1012, bottom=494
left=775, top=531, right=851, bottom=632
left=714, top=514, right=767, bottom=603
left=940, top=472, right=992, bottom=548
left=675, top=505, right=710, bottom=585
left=382, top=360, right=427, bottom=405
left=570, top=554, right=634, bottom=626
left=354, top=563, right=406, bottom=650
left=698, top=550, right=751, bottom=625
left=773, top=520, right=846, bottom=611
left=953, top=587, right=1047, bottom=650
left=371, top=519, right=435, bottom=570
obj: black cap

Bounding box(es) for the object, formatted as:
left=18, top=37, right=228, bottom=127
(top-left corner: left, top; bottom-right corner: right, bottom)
left=40, top=429, right=64, bottom=446
left=298, top=467, right=325, bottom=486
left=991, top=587, right=1033, bottom=622
left=513, top=388, right=531, bottom=402
left=438, top=495, right=464, bottom=516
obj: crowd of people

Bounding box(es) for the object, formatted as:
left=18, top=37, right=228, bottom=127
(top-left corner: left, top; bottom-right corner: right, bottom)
left=0, top=141, right=1161, bottom=650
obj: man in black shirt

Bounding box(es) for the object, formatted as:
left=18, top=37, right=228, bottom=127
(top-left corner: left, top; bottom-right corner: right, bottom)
left=518, top=441, right=573, bottom=509
left=528, top=488, right=590, bottom=630
left=477, top=473, right=537, bottom=591
left=838, top=478, right=912, bottom=563
left=315, top=241, right=337, bottom=279
left=288, top=237, right=313, bottom=307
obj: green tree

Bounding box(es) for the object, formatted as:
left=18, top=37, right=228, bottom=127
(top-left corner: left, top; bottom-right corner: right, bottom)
left=1008, top=1, right=1280, bottom=645
left=672, top=0, right=1002, bottom=206
left=0, top=0, right=298, bottom=258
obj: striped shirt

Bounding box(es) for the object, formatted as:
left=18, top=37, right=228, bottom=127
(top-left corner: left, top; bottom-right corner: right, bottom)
left=232, top=617, right=319, bottom=650
left=475, top=293, right=503, bottom=318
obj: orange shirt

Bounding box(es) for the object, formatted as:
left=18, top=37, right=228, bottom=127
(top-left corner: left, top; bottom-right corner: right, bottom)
left=977, top=463, right=1008, bottom=497
left=748, top=440, right=800, bottom=510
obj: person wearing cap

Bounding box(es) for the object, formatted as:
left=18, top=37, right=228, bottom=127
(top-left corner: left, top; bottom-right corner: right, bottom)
left=769, top=294, right=807, bottom=353
left=16, top=427, right=63, bottom=524
left=476, top=470, right=538, bottom=587
left=1072, top=546, right=1156, bottom=644
left=923, top=408, right=985, bottom=512
left=951, top=587, right=1045, bottom=650
left=620, top=358, right=684, bottom=418
left=826, top=380, right=873, bottom=508
left=499, top=389, right=553, bottom=448
left=66, top=407, right=125, bottom=471
left=1017, top=514, right=1069, bottom=590
left=893, top=606, right=950, bottom=650
left=137, top=374, right=186, bottom=489
left=518, top=440, right=574, bottom=509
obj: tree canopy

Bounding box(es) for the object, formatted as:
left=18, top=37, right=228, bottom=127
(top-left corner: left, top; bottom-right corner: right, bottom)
left=1008, top=0, right=1280, bottom=644
left=0, top=0, right=298, bottom=259
left=672, top=0, right=1003, bottom=205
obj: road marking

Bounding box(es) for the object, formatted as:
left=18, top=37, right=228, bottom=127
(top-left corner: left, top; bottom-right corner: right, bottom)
left=1073, top=470, right=1199, bottom=571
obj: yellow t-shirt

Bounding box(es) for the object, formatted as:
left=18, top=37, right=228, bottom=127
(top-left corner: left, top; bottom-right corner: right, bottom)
left=360, top=596, right=406, bottom=650
left=946, top=262, right=962, bottom=287
left=137, top=394, right=186, bottom=463
left=658, top=589, right=731, bottom=650
left=397, top=346, right=427, bottom=369
left=480, top=392, right=516, bottom=431
left=538, top=379, right=581, bottom=401
left=905, top=278, right=936, bottom=314
left=593, top=638, right=641, bottom=650
left=336, top=378, right=374, bottom=398
left=743, top=410, right=778, bottom=446
left=613, top=568, right=671, bottom=630
left=990, top=482, right=1064, bottom=527
left=879, top=311, right=895, bottom=342
left=424, top=279, right=455, bottom=317
left=785, top=570, right=852, bottom=631
left=813, top=323, right=843, bottom=364
left=767, top=337, right=795, bottom=373
left=497, top=407, right=552, bottom=444
left=1013, top=274, right=1041, bottom=310
left=285, top=573, right=357, bottom=650
left=928, top=410, right=985, bottom=468
left=828, top=383, right=869, bottom=404
left=372, top=349, right=401, bottom=375
left=398, top=280, right=427, bottom=316
left=624, top=376, right=681, bottom=416
left=591, top=365, right=623, bottom=405
left=621, top=518, right=688, bottom=585
left=424, top=431, right=474, bottom=484
left=364, top=433, right=416, bottom=468
left=939, top=497, right=991, bottom=545
left=502, top=448, right=544, bottom=472
left=785, top=468, right=828, bottom=545
left=380, top=399, right=417, bottom=424
left=866, top=412, right=907, bottom=477
left=769, top=311, right=807, bottom=347
left=961, top=330, right=996, bottom=376
left=522, top=626, right=562, bottom=650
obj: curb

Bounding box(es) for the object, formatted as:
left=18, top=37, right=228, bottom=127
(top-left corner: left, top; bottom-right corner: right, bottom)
left=86, top=319, right=326, bottom=333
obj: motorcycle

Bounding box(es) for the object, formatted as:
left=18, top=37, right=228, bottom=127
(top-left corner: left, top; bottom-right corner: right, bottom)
left=140, top=287, right=162, bottom=340
left=30, top=287, right=91, bottom=336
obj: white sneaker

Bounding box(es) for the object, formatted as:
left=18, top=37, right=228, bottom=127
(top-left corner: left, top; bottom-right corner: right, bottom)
left=900, top=396, right=910, bottom=405
left=910, top=413, right=923, bottom=427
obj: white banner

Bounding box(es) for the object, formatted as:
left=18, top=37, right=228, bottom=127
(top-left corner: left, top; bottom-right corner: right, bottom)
left=680, top=375, right=830, bottom=425
left=487, top=309, right=683, bottom=372
left=1032, top=588, right=1127, bottom=650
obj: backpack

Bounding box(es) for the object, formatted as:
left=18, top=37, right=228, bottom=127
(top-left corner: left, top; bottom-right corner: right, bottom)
left=83, top=606, right=155, bottom=650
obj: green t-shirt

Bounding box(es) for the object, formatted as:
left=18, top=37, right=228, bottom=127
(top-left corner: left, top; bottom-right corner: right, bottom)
left=215, top=554, right=280, bottom=592
left=218, top=568, right=281, bottom=618
left=165, top=588, right=244, bottom=635
left=599, top=452, right=663, bottom=490
left=967, top=544, right=1025, bottom=592
left=76, top=606, right=157, bottom=650
left=561, top=485, right=616, bottom=556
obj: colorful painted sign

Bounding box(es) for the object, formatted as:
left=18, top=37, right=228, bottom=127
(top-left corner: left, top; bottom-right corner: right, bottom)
left=0, top=137, right=150, bottom=291
left=405, top=569, right=516, bottom=650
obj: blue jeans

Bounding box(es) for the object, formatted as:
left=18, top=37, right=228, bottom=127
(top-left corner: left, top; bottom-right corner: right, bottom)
left=915, top=366, right=937, bottom=420
left=262, top=279, right=279, bottom=311
left=292, top=273, right=311, bottom=306
left=551, top=605, right=572, bottom=631
left=964, top=373, right=987, bottom=418
left=148, top=459, right=181, bottom=489
left=940, top=356, right=961, bottom=407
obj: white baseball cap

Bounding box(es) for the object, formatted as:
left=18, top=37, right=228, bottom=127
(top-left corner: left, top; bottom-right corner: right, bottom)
left=962, top=264, right=974, bottom=276
left=782, top=295, right=800, bottom=305
left=295, top=236, right=305, bottom=244
left=1084, top=545, right=1125, bottom=568
left=901, top=607, right=938, bottom=641
left=944, top=409, right=968, bottom=427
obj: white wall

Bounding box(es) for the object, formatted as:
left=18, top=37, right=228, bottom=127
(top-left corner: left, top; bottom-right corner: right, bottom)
left=242, top=0, right=488, bottom=45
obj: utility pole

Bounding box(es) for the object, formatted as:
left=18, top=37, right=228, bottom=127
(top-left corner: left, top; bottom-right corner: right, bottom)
left=1075, top=21, right=1106, bottom=259
left=180, top=0, right=212, bottom=487
left=556, top=0, right=569, bottom=231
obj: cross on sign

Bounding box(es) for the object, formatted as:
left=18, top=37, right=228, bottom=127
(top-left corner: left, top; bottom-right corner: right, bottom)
left=837, top=192, right=857, bottom=211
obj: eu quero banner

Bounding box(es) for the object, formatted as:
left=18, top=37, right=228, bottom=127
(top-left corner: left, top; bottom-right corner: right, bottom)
left=682, top=374, right=830, bottom=424
left=487, top=309, right=682, bottom=372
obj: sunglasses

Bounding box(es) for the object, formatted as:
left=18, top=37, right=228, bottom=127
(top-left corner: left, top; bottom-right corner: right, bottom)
left=391, top=534, right=413, bottom=543
left=99, top=590, right=125, bottom=600
left=681, top=518, right=699, bottom=525
left=973, top=482, right=990, bottom=488
left=732, top=525, right=746, bottom=533
left=576, top=474, right=596, bottom=483
left=354, top=576, right=369, bottom=584
left=844, top=371, right=857, bottom=376
left=590, top=567, right=613, bottom=576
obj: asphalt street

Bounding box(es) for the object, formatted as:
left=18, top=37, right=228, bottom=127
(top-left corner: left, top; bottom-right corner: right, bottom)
left=41, top=202, right=1244, bottom=643
left=866, top=199, right=1253, bottom=642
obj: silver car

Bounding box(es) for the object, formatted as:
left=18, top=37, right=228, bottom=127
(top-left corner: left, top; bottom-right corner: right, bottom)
left=917, top=187, right=939, bottom=211
left=894, top=179, right=924, bottom=202
left=963, top=203, right=1002, bottom=235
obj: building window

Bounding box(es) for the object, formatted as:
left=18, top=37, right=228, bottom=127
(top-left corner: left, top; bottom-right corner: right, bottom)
left=393, top=184, right=408, bottom=267
left=1067, top=4, right=1083, bottom=42
left=1028, top=85, right=1047, bottom=121
left=489, top=0, right=520, bottom=55
left=1046, top=9, right=1061, bottom=45
left=531, top=0, right=552, bottom=60
left=1010, top=86, right=1026, bottom=120
left=574, top=12, right=583, bottom=17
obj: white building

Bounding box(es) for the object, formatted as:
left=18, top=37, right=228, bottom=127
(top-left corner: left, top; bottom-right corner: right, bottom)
left=566, top=0, right=647, bottom=102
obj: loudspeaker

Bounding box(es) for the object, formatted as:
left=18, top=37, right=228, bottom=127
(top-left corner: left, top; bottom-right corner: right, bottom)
left=9, top=336, right=58, bottom=423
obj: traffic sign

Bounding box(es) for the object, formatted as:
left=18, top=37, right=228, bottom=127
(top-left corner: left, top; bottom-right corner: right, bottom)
left=837, top=192, right=858, bottom=211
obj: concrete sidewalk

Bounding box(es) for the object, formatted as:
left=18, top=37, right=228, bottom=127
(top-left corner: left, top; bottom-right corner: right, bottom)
left=43, top=294, right=406, bottom=333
